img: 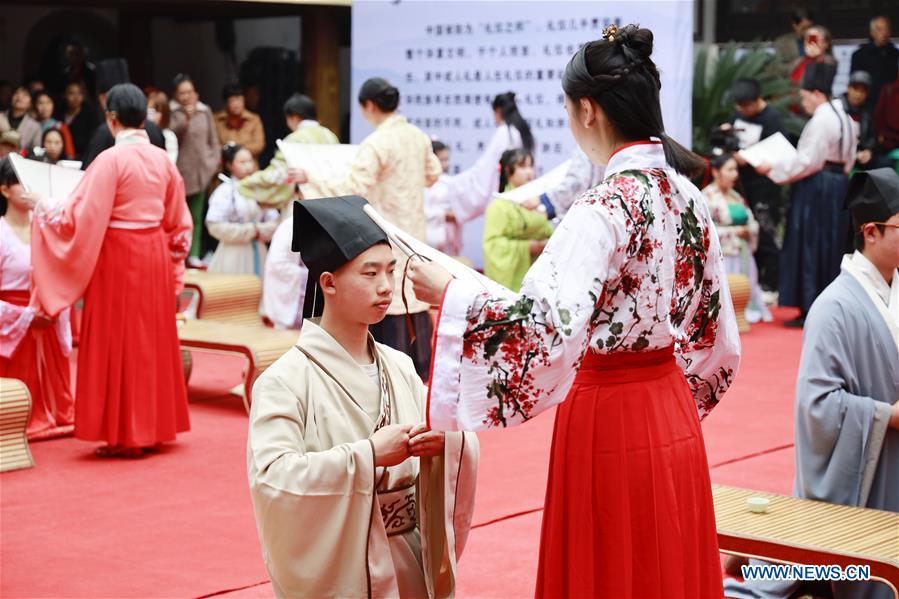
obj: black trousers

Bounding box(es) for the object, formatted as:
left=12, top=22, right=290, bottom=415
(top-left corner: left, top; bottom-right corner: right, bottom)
left=742, top=175, right=783, bottom=291
left=369, top=312, right=433, bottom=379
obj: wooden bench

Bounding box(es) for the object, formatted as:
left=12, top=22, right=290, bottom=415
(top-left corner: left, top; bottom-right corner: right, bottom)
left=714, top=484, right=899, bottom=596
left=183, top=270, right=263, bottom=326
left=0, top=378, right=35, bottom=473
left=178, top=319, right=298, bottom=412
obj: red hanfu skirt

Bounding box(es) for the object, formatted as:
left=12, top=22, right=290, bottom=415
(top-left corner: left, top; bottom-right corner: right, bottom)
left=75, top=227, right=189, bottom=447
left=535, top=347, right=723, bottom=598
left=0, top=290, right=74, bottom=440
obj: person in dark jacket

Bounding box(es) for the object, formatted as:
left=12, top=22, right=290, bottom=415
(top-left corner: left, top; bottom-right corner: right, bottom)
left=850, top=16, right=898, bottom=110
left=726, top=77, right=789, bottom=292
left=840, top=71, right=890, bottom=171
left=81, top=58, right=164, bottom=169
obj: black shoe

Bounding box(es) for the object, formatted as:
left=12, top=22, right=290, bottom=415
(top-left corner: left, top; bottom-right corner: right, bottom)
left=784, top=317, right=805, bottom=328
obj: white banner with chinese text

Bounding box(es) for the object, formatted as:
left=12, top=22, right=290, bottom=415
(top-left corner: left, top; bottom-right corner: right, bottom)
left=351, top=0, right=694, bottom=265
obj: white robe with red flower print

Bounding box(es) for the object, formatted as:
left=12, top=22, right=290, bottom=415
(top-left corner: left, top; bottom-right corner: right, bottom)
left=428, top=141, right=742, bottom=431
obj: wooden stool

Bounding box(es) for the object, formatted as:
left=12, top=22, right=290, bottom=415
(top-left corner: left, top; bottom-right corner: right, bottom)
left=0, top=378, right=35, bottom=473
left=727, top=274, right=751, bottom=333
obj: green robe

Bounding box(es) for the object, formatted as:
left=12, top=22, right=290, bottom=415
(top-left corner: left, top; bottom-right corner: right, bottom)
left=483, top=198, right=554, bottom=291
left=238, top=122, right=339, bottom=207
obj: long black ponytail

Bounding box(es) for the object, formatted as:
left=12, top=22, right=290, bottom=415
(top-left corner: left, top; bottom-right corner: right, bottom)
left=492, top=92, right=535, bottom=153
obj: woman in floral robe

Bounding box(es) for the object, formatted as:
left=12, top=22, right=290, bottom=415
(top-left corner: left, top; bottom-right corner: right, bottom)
left=410, top=25, right=741, bottom=598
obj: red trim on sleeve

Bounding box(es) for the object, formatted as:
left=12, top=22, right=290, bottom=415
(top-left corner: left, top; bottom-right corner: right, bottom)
left=425, top=280, right=452, bottom=429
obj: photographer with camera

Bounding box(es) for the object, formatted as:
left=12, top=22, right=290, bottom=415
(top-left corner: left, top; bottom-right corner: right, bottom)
left=720, top=78, right=789, bottom=299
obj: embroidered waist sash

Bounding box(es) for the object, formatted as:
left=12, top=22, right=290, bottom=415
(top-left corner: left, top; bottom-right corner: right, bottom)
left=378, top=481, right=417, bottom=537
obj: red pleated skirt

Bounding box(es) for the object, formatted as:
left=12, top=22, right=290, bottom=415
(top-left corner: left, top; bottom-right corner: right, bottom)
left=535, top=347, right=723, bottom=599
left=75, top=227, right=189, bottom=447
left=0, top=290, right=74, bottom=440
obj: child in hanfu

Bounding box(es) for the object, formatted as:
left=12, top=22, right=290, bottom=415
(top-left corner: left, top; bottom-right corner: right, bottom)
left=206, top=143, right=279, bottom=275
left=483, top=148, right=555, bottom=292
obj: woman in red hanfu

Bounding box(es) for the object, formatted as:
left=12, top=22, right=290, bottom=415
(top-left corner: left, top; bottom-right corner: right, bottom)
left=30, top=83, right=193, bottom=458
left=411, top=25, right=741, bottom=598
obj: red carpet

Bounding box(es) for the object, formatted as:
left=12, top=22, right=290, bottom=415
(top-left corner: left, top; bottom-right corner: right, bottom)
left=1, top=310, right=803, bottom=598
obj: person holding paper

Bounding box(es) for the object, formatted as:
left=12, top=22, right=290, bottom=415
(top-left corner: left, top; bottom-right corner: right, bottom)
left=247, top=195, right=477, bottom=598
left=410, top=25, right=740, bottom=598
left=483, top=149, right=554, bottom=292
left=205, top=143, right=279, bottom=276
left=761, top=62, right=858, bottom=328
left=0, top=156, right=74, bottom=440
left=727, top=77, right=789, bottom=294
left=290, top=78, right=442, bottom=377
left=29, top=83, right=192, bottom=458
left=237, top=94, right=339, bottom=208
left=725, top=168, right=899, bottom=599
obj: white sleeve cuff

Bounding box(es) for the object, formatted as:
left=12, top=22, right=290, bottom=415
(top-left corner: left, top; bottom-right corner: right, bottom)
left=427, top=278, right=480, bottom=431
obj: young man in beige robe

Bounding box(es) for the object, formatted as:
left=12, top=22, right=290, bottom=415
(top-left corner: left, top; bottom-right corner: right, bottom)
left=247, top=195, right=479, bottom=598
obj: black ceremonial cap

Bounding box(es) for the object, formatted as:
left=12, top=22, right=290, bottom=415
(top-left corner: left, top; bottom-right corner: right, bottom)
left=801, top=62, right=837, bottom=95
left=293, top=196, right=390, bottom=317
left=96, top=58, right=130, bottom=94
left=844, top=168, right=899, bottom=229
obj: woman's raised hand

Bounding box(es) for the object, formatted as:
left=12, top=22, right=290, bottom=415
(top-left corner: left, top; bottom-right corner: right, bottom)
left=408, top=260, right=453, bottom=306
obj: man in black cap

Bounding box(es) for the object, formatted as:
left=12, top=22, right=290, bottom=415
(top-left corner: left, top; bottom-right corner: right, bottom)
left=726, top=168, right=899, bottom=599
left=757, top=62, right=858, bottom=327
left=246, top=195, right=478, bottom=599
left=81, top=58, right=165, bottom=169
left=726, top=77, right=789, bottom=294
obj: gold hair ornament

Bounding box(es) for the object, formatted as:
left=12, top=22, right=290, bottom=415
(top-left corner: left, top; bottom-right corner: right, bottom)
left=603, top=24, right=619, bottom=42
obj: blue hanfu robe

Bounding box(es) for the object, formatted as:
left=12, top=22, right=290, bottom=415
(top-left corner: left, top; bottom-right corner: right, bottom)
left=725, top=257, right=899, bottom=599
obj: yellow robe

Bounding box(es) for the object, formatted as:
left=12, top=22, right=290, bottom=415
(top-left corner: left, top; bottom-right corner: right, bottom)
left=247, top=321, right=478, bottom=598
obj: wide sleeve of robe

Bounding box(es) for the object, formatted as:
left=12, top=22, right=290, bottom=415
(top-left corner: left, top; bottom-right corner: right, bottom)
left=247, top=353, right=378, bottom=596
left=428, top=170, right=739, bottom=431
left=482, top=199, right=554, bottom=292
left=446, top=125, right=521, bottom=225
left=30, top=150, right=119, bottom=316
left=31, top=146, right=191, bottom=315
left=543, top=147, right=595, bottom=216
left=794, top=292, right=893, bottom=507
left=161, top=158, right=192, bottom=295
left=305, top=141, right=382, bottom=199
left=205, top=183, right=258, bottom=243
left=262, top=218, right=306, bottom=329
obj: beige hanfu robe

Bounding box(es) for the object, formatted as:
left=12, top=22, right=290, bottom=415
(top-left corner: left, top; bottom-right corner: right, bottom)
left=247, top=321, right=478, bottom=598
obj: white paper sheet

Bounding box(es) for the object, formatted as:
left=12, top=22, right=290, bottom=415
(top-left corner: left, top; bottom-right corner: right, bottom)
left=363, top=204, right=508, bottom=295
left=492, top=159, right=571, bottom=204
left=276, top=140, right=359, bottom=200
left=8, top=154, right=84, bottom=199
left=738, top=132, right=797, bottom=169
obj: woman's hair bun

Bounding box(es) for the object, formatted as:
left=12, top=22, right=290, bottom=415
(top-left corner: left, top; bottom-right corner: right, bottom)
left=610, top=24, right=654, bottom=62
left=358, top=77, right=400, bottom=113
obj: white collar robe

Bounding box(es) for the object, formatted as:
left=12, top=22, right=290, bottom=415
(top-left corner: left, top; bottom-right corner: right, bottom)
left=247, top=321, right=478, bottom=598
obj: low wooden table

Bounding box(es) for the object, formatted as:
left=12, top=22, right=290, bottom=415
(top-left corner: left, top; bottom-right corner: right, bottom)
left=178, top=319, right=298, bottom=412
left=714, top=485, right=899, bottom=596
